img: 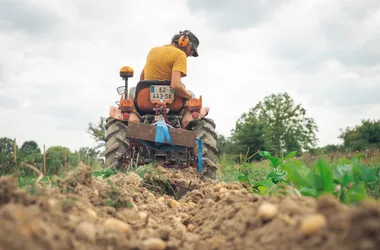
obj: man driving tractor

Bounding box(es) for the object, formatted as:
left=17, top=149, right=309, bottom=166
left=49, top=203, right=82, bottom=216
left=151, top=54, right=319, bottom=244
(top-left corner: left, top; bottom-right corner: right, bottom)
left=128, top=30, right=209, bottom=127
left=106, top=29, right=218, bottom=178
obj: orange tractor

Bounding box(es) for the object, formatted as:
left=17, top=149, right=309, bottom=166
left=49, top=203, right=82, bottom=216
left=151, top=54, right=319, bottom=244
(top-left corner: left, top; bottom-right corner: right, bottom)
left=105, top=66, right=218, bottom=179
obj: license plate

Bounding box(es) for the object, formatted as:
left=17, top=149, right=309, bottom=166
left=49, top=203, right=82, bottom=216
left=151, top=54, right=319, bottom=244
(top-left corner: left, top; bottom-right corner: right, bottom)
left=155, top=115, right=164, bottom=121
left=150, top=85, right=174, bottom=101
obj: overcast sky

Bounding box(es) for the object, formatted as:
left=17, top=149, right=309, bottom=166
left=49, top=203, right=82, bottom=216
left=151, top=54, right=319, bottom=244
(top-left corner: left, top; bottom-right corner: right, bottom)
left=1, top=0, right=380, bottom=152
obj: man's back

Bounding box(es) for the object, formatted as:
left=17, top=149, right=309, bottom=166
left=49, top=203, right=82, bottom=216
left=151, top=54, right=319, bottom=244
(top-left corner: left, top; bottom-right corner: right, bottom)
left=143, top=45, right=187, bottom=81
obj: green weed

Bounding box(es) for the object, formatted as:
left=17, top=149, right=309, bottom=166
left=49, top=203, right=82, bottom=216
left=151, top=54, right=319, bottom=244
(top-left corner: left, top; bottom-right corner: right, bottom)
left=237, top=151, right=380, bottom=204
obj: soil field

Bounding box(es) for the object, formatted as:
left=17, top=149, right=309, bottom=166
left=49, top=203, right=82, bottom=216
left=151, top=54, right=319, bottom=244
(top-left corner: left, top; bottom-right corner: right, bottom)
left=0, top=164, right=379, bottom=250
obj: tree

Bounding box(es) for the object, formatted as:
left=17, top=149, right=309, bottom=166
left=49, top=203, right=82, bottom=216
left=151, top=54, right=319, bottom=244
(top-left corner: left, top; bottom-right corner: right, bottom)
left=46, top=146, right=71, bottom=175
left=339, top=119, right=380, bottom=150
left=87, top=117, right=106, bottom=155
left=79, top=147, right=99, bottom=157
left=231, top=92, right=318, bottom=157
left=307, top=144, right=343, bottom=155
left=321, top=144, right=342, bottom=153
left=230, top=113, right=266, bottom=158
left=19, top=140, right=42, bottom=165
left=0, top=137, right=14, bottom=155
left=0, top=137, right=15, bottom=164
left=216, top=134, right=236, bottom=155
left=357, top=119, right=380, bottom=145
left=78, top=147, right=100, bottom=165
left=0, top=137, right=16, bottom=174
left=20, top=140, right=41, bottom=154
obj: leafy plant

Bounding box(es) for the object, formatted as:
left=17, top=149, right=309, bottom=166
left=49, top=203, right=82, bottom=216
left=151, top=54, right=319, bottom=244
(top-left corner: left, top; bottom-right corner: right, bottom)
left=284, top=158, right=332, bottom=197
left=238, top=150, right=379, bottom=204
left=238, top=151, right=296, bottom=194
left=331, top=155, right=378, bottom=204
left=93, top=168, right=118, bottom=179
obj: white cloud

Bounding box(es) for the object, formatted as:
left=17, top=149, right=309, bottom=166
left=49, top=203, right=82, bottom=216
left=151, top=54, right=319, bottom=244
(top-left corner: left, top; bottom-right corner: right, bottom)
left=1, top=0, right=380, bottom=152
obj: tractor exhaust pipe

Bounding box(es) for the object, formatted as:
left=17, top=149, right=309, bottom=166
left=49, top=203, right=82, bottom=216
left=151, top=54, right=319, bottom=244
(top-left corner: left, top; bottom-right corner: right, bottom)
left=124, top=77, right=129, bottom=98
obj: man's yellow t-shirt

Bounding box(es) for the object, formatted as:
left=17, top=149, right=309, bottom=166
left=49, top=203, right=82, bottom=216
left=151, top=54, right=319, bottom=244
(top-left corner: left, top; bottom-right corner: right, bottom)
left=143, top=45, right=187, bottom=81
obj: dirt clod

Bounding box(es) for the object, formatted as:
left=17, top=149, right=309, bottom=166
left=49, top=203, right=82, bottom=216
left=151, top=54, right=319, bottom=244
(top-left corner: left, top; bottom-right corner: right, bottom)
left=258, top=202, right=278, bottom=221
left=300, top=213, right=327, bottom=236
left=142, top=238, right=166, bottom=250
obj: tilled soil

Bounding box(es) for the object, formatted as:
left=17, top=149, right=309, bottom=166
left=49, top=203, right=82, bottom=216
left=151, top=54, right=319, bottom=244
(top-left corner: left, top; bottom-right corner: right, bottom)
left=0, top=164, right=379, bottom=250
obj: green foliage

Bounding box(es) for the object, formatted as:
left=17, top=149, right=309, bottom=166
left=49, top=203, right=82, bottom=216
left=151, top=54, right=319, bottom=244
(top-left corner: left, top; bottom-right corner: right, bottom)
left=331, top=155, right=379, bottom=203
left=229, top=92, right=318, bottom=158
left=309, top=144, right=343, bottom=155
left=217, top=152, right=270, bottom=184
left=18, top=141, right=43, bottom=174
left=93, top=168, right=118, bottom=179
left=230, top=114, right=265, bottom=158
left=308, top=119, right=380, bottom=155
left=0, top=137, right=14, bottom=155
left=46, top=146, right=71, bottom=175
left=17, top=175, right=62, bottom=189
left=238, top=151, right=380, bottom=205
left=241, top=151, right=295, bottom=194
left=78, top=147, right=100, bottom=165
left=339, top=119, right=380, bottom=151
left=87, top=116, right=107, bottom=156
left=216, top=134, right=235, bottom=155
left=0, top=137, right=16, bottom=174
left=0, top=134, right=103, bottom=178
left=45, top=146, right=100, bottom=175
left=20, top=141, right=40, bottom=154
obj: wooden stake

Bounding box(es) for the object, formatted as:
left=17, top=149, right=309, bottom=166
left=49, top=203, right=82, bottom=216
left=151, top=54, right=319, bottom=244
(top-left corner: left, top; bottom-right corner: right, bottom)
left=64, top=149, right=67, bottom=172
left=88, top=155, right=90, bottom=166
left=43, top=144, right=46, bottom=176
left=77, top=152, right=80, bottom=164
left=13, top=138, right=17, bottom=163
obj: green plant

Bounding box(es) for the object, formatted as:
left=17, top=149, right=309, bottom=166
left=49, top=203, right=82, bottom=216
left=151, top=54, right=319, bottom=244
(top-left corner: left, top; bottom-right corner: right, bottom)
left=247, top=151, right=379, bottom=204
left=93, top=168, right=118, bottom=179
left=332, top=155, right=379, bottom=203
left=238, top=151, right=296, bottom=194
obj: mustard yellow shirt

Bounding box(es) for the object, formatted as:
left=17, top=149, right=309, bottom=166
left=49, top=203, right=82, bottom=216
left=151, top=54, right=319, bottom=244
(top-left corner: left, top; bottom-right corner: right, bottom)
left=143, top=45, right=187, bottom=81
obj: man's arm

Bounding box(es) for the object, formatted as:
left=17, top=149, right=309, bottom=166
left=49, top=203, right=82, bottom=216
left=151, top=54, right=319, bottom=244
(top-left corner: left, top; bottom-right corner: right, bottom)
left=171, top=52, right=192, bottom=99
left=171, top=71, right=192, bottom=99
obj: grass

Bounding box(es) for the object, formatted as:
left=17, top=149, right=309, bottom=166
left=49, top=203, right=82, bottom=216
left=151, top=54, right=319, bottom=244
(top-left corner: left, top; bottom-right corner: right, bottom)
left=217, top=153, right=271, bottom=183
left=17, top=174, right=66, bottom=188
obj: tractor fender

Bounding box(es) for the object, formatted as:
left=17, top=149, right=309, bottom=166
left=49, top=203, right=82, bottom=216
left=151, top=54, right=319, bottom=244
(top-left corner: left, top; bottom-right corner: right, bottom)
left=109, top=106, right=140, bottom=122
left=182, top=107, right=210, bottom=128
left=109, top=106, right=123, bottom=121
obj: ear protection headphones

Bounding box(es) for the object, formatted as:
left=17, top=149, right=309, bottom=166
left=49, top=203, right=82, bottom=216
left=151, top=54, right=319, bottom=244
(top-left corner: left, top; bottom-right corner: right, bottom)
left=177, top=30, right=190, bottom=47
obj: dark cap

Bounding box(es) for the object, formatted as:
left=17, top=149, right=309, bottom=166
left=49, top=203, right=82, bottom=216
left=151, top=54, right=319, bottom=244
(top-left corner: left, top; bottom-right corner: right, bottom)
left=173, top=30, right=200, bottom=57
left=186, top=30, right=199, bottom=57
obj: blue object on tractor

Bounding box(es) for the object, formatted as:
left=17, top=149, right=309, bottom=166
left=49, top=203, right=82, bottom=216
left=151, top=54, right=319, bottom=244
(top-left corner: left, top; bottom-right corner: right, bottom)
left=154, top=120, right=175, bottom=145
left=195, top=137, right=203, bottom=171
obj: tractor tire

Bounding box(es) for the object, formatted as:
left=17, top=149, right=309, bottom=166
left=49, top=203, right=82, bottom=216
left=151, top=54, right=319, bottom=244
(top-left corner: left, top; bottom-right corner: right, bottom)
left=190, top=118, right=218, bottom=179
left=104, top=117, right=129, bottom=169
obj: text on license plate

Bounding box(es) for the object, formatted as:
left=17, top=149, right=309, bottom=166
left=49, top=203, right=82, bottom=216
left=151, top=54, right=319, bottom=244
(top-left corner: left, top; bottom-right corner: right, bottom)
left=150, top=85, right=174, bottom=101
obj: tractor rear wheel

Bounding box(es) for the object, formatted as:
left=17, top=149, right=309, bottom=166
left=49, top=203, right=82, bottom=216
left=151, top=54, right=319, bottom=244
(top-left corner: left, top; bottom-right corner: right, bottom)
left=190, top=118, right=218, bottom=179
left=104, top=117, right=129, bottom=169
